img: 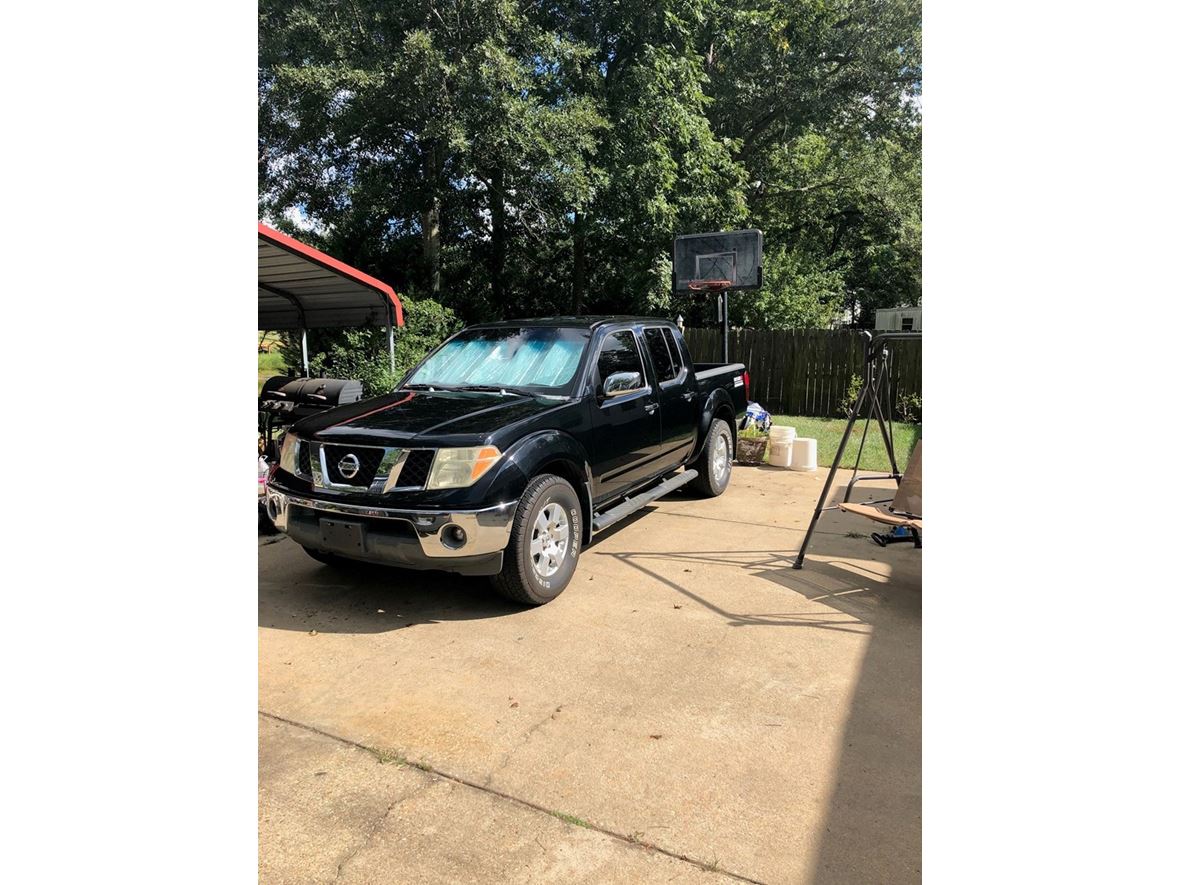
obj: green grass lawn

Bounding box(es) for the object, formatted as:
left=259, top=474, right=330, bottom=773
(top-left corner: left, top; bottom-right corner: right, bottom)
left=741, top=414, right=920, bottom=473
left=258, top=350, right=288, bottom=393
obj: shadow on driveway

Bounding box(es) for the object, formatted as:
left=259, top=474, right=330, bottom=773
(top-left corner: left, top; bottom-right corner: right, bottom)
left=258, top=502, right=681, bottom=636
left=596, top=543, right=921, bottom=883
left=259, top=542, right=526, bottom=635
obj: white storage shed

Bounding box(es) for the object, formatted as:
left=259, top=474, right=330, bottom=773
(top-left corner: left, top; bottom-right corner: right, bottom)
left=874, top=305, right=922, bottom=332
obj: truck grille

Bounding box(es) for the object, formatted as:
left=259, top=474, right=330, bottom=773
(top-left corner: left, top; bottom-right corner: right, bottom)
left=301, top=441, right=436, bottom=491
left=396, top=449, right=435, bottom=488
left=323, top=444, right=386, bottom=487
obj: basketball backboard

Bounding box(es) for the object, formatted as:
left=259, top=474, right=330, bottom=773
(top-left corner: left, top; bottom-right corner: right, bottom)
left=672, top=229, right=763, bottom=292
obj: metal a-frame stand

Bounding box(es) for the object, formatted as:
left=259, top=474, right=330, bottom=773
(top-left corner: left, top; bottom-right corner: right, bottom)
left=793, top=330, right=921, bottom=569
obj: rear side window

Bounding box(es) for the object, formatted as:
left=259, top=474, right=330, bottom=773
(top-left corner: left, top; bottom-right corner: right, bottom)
left=644, top=328, right=677, bottom=382
left=661, top=328, right=684, bottom=374
left=597, top=331, right=645, bottom=383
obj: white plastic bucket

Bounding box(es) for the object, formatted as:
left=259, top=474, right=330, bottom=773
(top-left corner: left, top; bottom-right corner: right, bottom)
left=768, top=426, right=795, bottom=467
left=789, top=437, right=818, bottom=471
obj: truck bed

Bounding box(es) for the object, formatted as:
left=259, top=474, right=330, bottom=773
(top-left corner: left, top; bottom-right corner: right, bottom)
left=694, top=362, right=746, bottom=379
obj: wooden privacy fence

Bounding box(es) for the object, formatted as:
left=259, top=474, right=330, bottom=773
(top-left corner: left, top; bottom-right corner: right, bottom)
left=683, top=327, right=922, bottom=418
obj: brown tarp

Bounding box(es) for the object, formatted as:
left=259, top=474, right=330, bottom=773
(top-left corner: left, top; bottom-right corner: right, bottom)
left=838, top=441, right=923, bottom=528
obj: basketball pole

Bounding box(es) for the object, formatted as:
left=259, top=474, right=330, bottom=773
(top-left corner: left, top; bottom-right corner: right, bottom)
left=722, top=288, right=730, bottom=363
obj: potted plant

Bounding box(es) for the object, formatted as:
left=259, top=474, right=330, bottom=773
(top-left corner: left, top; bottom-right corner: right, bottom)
left=735, top=425, right=769, bottom=465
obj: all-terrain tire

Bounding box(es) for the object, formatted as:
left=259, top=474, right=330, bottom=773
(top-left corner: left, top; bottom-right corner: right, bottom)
left=491, top=474, right=582, bottom=605
left=688, top=419, right=734, bottom=497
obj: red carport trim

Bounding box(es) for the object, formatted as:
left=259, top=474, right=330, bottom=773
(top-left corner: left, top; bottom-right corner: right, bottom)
left=258, top=222, right=404, bottom=327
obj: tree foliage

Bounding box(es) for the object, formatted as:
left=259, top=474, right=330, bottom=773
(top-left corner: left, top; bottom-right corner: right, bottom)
left=260, top=0, right=921, bottom=333
left=277, top=294, right=460, bottom=394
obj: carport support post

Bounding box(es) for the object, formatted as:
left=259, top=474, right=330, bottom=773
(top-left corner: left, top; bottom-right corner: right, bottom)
left=301, top=328, right=310, bottom=377
left=386, top=314, right=396, bottom=379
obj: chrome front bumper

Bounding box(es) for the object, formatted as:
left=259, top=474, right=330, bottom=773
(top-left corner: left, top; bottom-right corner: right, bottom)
left=265, top=483, right=518, bottom=560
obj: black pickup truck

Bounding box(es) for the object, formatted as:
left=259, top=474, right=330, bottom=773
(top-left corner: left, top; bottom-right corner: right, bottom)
left=265, top=317, right=748, bottom=604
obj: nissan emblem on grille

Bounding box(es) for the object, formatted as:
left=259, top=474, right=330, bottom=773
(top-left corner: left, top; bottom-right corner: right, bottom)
left=338, top=453, right=361, bottom=479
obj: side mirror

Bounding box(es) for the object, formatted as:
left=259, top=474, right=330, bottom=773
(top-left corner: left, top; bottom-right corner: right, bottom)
left=602, top=371, right=643, bottom=398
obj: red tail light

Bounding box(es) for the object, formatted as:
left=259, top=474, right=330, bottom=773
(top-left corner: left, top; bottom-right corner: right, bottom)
left=743, top=370, right=751, bottom=391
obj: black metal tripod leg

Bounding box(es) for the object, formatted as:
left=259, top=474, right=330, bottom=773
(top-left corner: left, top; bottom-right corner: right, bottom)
left=842, top=413, right=874, bottom=504
left=793, top=377, right=873, bottom=570
left=868, top=370, right=901, bottom=478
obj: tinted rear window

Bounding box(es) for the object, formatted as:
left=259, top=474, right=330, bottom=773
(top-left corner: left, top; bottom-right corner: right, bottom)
left=644, top=327, right=677, bottom=382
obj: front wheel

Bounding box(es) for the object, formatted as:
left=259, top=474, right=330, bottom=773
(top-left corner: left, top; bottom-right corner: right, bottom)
left=491, top=474, right=582, bottom=605
left=688, top=419, right=733, bottom=497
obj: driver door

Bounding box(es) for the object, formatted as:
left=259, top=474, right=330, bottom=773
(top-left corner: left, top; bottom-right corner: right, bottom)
left=588, top=329, right=662, bottom=503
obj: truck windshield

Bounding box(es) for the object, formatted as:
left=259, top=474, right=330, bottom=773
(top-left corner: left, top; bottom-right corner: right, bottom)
left=406, top=327, right=590, bottom=393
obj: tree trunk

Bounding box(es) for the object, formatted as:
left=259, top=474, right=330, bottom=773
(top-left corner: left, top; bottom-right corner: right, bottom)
left=571, top=210, right=585, bottom=314
left=490, top=166, right=506, bottom=304
left=421, top=145, right=442, bottom=295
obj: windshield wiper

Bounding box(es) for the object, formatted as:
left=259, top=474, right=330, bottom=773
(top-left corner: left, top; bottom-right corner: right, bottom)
left=454, top=384, right=531, bottom=397
left=405, top=382, right=537, bottom=397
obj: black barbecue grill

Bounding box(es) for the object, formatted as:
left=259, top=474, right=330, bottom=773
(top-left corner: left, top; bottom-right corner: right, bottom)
left=258, top=376, right=363, bottom=459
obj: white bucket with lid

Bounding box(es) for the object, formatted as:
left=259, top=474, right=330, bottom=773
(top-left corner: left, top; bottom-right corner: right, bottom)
left=767, top=425, right=796, bottom=467
left=789, top=437, right=818, bottom=471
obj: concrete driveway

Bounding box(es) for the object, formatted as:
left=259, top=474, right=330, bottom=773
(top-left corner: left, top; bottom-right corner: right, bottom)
left=259, top=465, right=921, bottom=884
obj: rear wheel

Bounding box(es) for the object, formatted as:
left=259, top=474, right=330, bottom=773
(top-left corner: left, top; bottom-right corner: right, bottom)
left=688, top=419, right=733, bottom=497
left=492, top=474, right=582, bottom=605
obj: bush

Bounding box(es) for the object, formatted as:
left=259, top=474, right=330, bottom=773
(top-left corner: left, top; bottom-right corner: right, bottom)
left=842, top=374, right=863, bottom=417
left=276, top=294, right=461, bottom=397
left=898, top=392, right=922, bottom=424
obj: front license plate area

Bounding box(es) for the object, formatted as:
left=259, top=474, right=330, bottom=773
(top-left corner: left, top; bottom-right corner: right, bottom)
left=320, top=518, right=366, bottom=553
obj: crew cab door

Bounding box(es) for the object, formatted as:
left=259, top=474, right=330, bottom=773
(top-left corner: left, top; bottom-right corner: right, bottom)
left=588, top=328, right=663, bottom=503
left=643, top=325, right=697, bottom=472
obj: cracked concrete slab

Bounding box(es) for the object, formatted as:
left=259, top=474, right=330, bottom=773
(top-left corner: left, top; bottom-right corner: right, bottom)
left=260, top=465, right=921, bottom=883
left=261, top=714, right=729, bottom=884
left=260, top=713, right=429, bottom=883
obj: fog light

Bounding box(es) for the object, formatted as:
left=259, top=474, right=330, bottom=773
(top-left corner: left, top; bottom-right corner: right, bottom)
left=441, top=524, right=467, bottom=549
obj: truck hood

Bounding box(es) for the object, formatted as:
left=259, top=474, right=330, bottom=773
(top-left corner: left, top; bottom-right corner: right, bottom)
left=291, top=389, right=563, bottom=444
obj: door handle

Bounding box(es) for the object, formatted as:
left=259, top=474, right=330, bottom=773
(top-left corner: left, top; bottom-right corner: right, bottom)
left=682, top=391, right=697, bottom=401
left=645, top=403, right=659, bottom=414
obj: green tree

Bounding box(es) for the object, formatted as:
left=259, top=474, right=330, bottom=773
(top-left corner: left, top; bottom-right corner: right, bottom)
left=259, top=0, right=922, bottom=331
left=260, top=0, right=606, bottom=318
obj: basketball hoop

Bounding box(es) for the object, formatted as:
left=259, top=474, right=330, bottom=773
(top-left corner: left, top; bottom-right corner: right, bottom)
left=674, top=230, right=763, bottom=365
left=686, top=279, right=732, bottom=291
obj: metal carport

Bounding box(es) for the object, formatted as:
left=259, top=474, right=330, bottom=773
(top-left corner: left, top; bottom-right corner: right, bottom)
left=258, top=222, right=405, bottom=376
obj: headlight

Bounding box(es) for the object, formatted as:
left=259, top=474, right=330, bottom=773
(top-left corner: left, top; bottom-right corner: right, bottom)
left=278, top=433, right=299, bottom=473
left=426, top=446, right=502, bottom=489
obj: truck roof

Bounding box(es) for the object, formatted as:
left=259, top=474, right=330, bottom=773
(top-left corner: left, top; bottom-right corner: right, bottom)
left=468, top=316, right=676, bottom=330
